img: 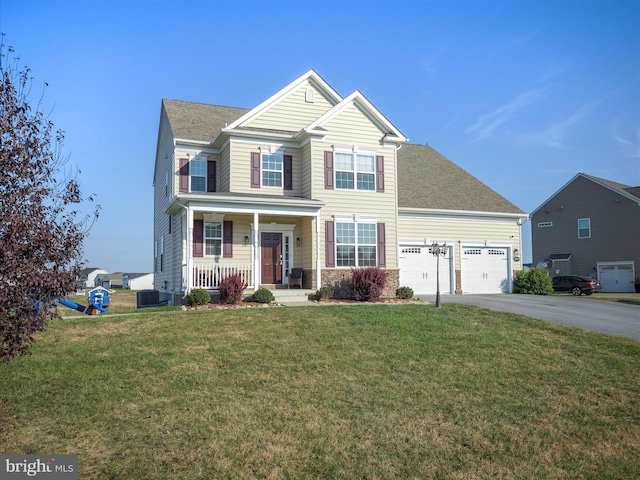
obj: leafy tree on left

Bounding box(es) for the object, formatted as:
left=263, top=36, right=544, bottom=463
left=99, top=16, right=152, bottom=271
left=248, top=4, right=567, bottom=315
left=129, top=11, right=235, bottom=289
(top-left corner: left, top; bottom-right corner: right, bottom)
left=0, top=37, right=100, bottom=363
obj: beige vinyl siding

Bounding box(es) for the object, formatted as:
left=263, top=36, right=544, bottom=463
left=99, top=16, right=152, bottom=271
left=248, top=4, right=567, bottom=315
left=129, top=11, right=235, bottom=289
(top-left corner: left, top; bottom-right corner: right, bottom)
left=398, top=214, right=522, bottom=270
left=322, top=103, right=387, bottom=145
left=307, top=103, right=400, bottom=269
left=246, top=83, right=336, bottom=132
left=229, top=141, right=302, bottom=196
left=153, top=109, right=176, bottom=291
left=220, top=143, right=231, bottom=192
left=301, top=142, right=312, bottom=198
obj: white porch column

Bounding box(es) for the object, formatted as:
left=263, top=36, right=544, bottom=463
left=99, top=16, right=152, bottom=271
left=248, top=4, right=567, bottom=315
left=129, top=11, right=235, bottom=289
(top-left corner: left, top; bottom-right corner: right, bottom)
left=315, top=214, right=322, bottom=290
left=253, top=212, right=260, bottom=290
left=185, top=207, right=194, bottom=293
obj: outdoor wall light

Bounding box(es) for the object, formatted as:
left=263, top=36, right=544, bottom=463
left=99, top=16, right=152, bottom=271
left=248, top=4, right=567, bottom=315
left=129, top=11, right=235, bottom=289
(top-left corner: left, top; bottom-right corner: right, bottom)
left=513, top=248, right=520, bottom=262
left=244, top=235, right=250, bottom=245
left=296, top=237, right=301, bottom=246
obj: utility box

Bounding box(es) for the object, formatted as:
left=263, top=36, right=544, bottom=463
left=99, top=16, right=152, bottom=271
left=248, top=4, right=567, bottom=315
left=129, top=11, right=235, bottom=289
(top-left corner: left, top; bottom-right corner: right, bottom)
left=136, top=290, right=167, bottom=309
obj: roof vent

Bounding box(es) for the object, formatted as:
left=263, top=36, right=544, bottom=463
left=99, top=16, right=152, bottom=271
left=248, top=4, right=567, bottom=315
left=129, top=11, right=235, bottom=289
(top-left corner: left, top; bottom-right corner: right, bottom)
left=305, top=88, right=315, bottom=103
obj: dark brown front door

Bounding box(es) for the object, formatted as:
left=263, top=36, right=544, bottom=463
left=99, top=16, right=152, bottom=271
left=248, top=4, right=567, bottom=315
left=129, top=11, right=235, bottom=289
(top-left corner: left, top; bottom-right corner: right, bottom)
left=261, top=233, right=283, bottom=284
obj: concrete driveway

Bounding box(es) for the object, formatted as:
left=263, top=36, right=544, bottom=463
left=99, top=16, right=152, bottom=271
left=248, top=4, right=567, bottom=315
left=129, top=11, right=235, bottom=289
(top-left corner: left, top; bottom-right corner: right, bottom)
left=417, top=293, right=640, bottom=340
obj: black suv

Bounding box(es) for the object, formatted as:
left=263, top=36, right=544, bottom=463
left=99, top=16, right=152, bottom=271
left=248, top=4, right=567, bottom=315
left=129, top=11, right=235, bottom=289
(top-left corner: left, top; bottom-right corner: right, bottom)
left=551, top=275, right=602, bottom=296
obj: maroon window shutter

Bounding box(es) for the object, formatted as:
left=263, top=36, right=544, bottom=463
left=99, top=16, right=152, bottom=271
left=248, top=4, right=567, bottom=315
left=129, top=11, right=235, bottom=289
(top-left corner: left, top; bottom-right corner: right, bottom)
left=376, top=156, right=385, bottom=193
left=251, top=152, right=261, bottom=188
left=223, top=220, right=233, bottom=258
left=325, top=220, right=335, bottom=267
left=179, top=158, right=189, bottom=192
left=284, top=155, right=292, bottom=190
left=207, top=160, right=216, bottom=192
left=377, top=223, right=386, bottom=267
left=324, top=151, right=334, bottom=190
left=193, top=219, right=203, bottom=258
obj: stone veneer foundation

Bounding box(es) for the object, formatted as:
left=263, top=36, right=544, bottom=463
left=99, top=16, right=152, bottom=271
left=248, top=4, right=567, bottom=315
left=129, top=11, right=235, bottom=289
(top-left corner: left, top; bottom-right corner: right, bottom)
left=303, top=269, right=400, bottom=299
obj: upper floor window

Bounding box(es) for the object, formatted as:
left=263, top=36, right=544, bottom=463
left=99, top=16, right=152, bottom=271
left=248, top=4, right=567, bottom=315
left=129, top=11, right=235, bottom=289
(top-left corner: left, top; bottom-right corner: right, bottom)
left=205, top=222, right=222, bottom=256
left=190, top=159, right=207, bottom=192
left=578, top=218, right=591, bottom=239
left=262, top=153, right=283, bottom=187
left=336, top=221, right=377, bottom=267
left=335, top=152, right=375, bottom=191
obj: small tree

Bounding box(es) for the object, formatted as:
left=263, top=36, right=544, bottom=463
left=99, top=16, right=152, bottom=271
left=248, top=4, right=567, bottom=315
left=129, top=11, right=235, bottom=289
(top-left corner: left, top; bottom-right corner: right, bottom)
left=0, top=38, right=99, bottom=362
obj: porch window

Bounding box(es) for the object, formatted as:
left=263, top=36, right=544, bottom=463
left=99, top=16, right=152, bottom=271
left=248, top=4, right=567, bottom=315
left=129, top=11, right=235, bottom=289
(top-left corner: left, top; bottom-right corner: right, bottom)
left=262, top=153, right=283, bottom=187
left=190, top=159, right=207, bottom=192
left=205, top=222, right=222, bottom=256
left=578, top=218, right=591, bottom=239
left=336, top=221, right=377, bottom=267
left=335, top=152, right=375, bottom=191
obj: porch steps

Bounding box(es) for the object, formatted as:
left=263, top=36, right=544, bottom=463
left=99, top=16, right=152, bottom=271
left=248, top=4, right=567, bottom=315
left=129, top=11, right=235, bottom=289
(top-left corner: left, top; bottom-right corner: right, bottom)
left=269, top=288, right=316, bottom=305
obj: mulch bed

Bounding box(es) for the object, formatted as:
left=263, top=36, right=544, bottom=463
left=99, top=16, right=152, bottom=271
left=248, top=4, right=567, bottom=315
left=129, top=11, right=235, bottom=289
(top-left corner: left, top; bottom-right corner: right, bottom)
left=184, top=297, right=424, bottom=310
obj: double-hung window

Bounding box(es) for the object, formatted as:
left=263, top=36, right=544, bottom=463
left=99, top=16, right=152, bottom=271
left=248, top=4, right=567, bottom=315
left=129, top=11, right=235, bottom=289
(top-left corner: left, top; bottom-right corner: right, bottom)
left=336, top=221, right=377, bottom=267
left=205, top=222, right=222, bottom=256
left=578, top=218, right=591, bottom=239
left=262, top=153, right=283, bottom=187
left=335, top=152, right=375, bottom=191
left=190, top=159, right=207, bottom=192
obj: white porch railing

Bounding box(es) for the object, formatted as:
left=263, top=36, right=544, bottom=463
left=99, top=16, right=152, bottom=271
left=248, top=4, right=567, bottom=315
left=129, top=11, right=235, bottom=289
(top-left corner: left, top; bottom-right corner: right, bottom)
left=192, top=263, right=253, bottom=290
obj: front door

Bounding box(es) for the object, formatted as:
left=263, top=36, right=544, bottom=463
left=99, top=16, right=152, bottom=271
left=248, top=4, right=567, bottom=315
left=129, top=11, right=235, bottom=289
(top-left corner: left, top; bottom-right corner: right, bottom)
left=261, top=233, right=283, bottom=284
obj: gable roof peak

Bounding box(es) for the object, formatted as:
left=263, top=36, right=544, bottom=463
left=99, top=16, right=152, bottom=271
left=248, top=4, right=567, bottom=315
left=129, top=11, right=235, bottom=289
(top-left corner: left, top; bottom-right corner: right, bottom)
left=224, top=69, right=343, bottom=131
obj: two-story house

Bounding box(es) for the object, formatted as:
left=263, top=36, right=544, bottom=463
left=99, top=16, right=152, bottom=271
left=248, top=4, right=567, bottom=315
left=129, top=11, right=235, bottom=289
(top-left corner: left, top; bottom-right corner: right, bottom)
left=531, top=173, right=640, bottom=293
left=153, top=70, right=526, bottom=304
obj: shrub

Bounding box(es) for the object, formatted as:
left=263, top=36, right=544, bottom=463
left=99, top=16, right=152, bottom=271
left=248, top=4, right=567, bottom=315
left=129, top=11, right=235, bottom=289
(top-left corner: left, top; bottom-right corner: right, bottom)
left=187, top=288, right=211, bottom=306
left=219, top=273, right=248, bottom=305
left=253, top=288, right=274, bottom=304
left=315, top=286, right=333, bottom=302
left=396, top=286, right=414, bottom=299
left=350, top=267, right=388, bottom=302
left=513, top=268, right=553, bottom=295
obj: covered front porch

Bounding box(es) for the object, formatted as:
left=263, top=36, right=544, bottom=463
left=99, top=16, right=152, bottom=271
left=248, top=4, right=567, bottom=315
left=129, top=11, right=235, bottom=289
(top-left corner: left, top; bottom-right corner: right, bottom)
left=171, top=193, right=325, bottom=294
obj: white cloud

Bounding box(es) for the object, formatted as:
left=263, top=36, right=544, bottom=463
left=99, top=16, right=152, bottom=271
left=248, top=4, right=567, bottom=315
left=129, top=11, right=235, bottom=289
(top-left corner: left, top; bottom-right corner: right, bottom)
left=465, top=89, right=546, bottom=141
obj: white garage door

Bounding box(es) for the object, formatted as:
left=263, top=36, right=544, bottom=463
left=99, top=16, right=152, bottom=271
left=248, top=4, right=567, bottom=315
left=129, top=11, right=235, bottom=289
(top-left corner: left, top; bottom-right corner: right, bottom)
left=461, top=247, right=509, bottom=294
left=399, top=246, right=451, bottom=295
left=598, top=263, right=634, bottom=293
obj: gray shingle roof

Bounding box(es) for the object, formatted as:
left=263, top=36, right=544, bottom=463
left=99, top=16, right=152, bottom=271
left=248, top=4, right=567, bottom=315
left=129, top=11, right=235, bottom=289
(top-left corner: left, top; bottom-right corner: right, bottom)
left=397, top=143, right=524, bottom=214
left=582, top=174, right=640, bottom=200
left=163, top=99, right=249, bottom=142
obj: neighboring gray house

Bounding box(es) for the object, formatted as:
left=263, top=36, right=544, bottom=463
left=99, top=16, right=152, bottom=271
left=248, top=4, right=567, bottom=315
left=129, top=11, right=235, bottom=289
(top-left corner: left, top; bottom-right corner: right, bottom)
left=95, top=272, right=124, bottom=289
left=531, top=173, right=640, bottom=293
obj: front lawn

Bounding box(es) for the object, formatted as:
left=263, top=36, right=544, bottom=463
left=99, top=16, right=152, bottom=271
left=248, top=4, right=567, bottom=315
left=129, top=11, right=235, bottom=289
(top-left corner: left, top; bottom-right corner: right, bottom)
left=1, top=304, right=638, bottom=479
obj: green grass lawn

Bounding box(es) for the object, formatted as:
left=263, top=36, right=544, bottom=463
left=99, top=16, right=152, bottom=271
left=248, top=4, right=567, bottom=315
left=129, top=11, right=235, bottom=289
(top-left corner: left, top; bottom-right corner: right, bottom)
left=1, top=304, right=639, bottom=479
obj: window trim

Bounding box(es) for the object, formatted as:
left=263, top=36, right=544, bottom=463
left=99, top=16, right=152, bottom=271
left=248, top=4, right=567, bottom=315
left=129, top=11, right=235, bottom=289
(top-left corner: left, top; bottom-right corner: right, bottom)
left=204, top=221, right=223, bottom=257
left=578, top=218, right=591, bottom=239
left=335, top=218, right=378, bottom=268
left=334, top=150, right=376, bottom=191
left=261, top=152, right=283, bottom=188
left=190, top=159, right=207, bottom=192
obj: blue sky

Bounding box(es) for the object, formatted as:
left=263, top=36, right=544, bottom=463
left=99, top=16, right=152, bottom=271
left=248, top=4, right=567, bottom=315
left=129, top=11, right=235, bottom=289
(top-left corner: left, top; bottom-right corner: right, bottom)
left=1, top=0, right=638, bottom=272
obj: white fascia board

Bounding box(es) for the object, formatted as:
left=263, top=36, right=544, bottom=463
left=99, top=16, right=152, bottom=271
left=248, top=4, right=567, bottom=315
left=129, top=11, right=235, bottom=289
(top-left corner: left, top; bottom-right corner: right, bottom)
left=220, top=128, right=295, bottom=141
left=225, top=70, right=343, bottom=130
left=305, top=90, right=407, bottom=143
left=166, top=194, right=324, bottom=216
left=174, top=137, right=212, bottom=147
left=399, top=207, right=526, bottom=220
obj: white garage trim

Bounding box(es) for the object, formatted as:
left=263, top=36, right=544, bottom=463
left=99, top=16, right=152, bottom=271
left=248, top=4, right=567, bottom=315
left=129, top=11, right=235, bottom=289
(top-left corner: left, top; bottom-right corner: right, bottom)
left=597, top=261, right=635, bottom=293
left=461, top=243, right=514, bottom=294
left=399, top=242, right=455, bottom=295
